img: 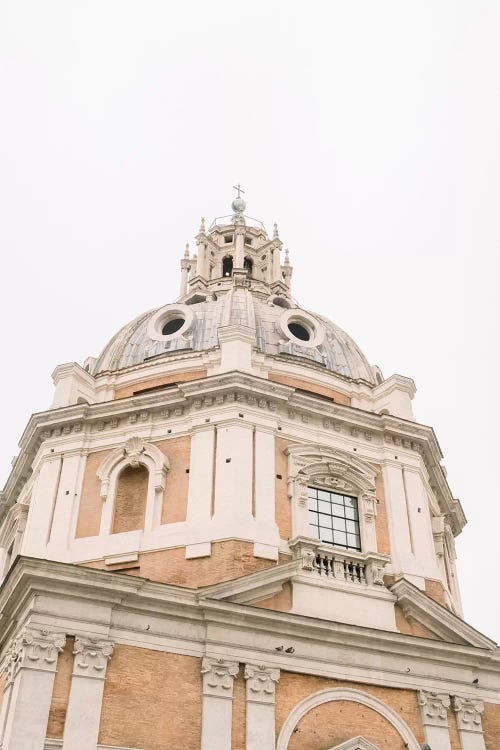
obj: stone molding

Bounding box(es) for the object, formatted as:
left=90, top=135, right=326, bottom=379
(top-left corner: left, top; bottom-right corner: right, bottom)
left=244, top=663, right=280, bottom=704
left=201, top=656, right=239, bottom=698
left=73, top=636, right=114, bottom=678
left=418, top=689, right=451, bottom=726
left=2, top=627, right=66, bottom=684
left=453, top=695, right=485, bottom=733
left=97, top=437, right=169, bottom=499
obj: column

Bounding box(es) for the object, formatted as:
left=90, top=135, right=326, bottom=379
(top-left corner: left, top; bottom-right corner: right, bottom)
left=201, top=657, right=239, bottom=750
left=254, top=429, right=280, bottom=560
left=244, top=663, right=280, bottom=750
left=62, top=637, right=114, bottom=750
left=185, top=425, right=215, bottom=558
left=418, top=690, right=452, bottom=750
left=213, top=422, right=254, bottom=533
left=22, top=456, right=62, bottom=557
left=1, top=627, right=66, bottom=750
left=47, top=453, right=85, bottom=555
left=234, top=225, right=245, bottom=268
left=453, top=696, right=486, bottom=750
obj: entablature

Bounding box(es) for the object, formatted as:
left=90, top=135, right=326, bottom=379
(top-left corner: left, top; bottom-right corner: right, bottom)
left=1, top=557, right=498, bottom=702
left=1, top=371, right=464, bottom=536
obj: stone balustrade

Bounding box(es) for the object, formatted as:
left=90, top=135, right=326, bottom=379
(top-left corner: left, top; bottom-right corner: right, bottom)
left=289, top=537, right=389, bottom=588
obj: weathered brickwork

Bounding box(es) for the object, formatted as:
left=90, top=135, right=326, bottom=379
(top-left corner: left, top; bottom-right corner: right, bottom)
left=253, top=581, right=293, bottom=612
left=98, top=646, right=202, bottom=749
left=112, top=464, right=148, bottom=534
left=85, top=540, right=290, bottom=587
left=276, top=672, right=425, bottom=748
left=275, top=436, right=295, bottom=541
left=114, top=368, right=207, bottom=399
left=375, top=471, right=391, bottom=556
left=157, top=435, right=191, bottom=524
left=425, top=578, right=448, bottom=607
left=268, top=372, right=351, bottom=405
left=483, top=702, right=500, bottom=750
left=75, top=448, right=108, bottom=538
left=232, top=667, right=247, bottom=750
left=75, top=435, right=191, bottom=538
left=46, top=636, right=74, bottom=739
left=394, top=604, right=437, bottom=639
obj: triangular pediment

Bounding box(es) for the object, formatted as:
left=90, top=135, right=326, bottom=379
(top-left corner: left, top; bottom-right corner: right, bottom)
left=390, top=577, right=496, bottom=649
left=198, top=560, right=300, bottom=604
left=328, top=738, right=380, bottom=750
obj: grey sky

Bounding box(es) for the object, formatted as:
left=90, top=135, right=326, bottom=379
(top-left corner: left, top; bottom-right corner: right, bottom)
left=1, top=1, right=499, bottom=640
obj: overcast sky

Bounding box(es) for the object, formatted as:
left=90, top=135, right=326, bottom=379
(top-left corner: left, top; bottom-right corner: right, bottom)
left=1, top=1, right=499, bottom=640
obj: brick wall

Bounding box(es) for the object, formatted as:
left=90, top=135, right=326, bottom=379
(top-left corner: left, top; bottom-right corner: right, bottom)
left=75, top=435, right=191, bottom=538
left=46, top=636, right=74, bottom=739
left=483, top=702, right=500, bottom=750
left=98, top=646, right=201, bottom=749
left=268, top=372, right=351, bottom=405
left=375, top=471, right=391, bottom=556
left=275, top=437, right=295, bottom=540
left=85, top=540, right=290, bottom=588
left=114, top=369, right=207, bottom=399
left=276, top=673, right=425, bottom=748
left=112, top=465, right=148, bottom=534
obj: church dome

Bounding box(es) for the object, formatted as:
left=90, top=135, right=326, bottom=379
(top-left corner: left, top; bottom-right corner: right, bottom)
left=91, top=288, right=376, bottom=384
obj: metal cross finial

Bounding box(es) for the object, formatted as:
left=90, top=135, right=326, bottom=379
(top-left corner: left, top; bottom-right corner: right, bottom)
left=233, top=183, right=245, bottom=199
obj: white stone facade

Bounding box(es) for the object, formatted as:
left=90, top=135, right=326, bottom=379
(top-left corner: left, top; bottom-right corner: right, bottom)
left=0, top=200, right=497, bottom=749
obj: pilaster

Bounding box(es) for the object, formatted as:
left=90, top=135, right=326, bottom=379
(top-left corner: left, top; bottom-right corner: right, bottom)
left=418, top=690, right=452, bottom=750
left=62, top=637, right=114, bottom=750
left=0, top=627, right=66, bottom=750
left=244, top=663, right=280, bottom=750
left=200, top=656, right=239, bottom=750
left=453, top=696, right=486, bottom=750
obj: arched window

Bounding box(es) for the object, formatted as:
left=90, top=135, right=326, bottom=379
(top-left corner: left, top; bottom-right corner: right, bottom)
left=112, top=464, right=149, bottom=534
left=243, top=256, right=253, bottom=276
left=97, top=437, right=169, bottom=536
left=222, top=255, right=233, bottom=277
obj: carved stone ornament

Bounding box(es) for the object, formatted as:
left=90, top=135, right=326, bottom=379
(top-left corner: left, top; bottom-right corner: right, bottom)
left=73, top=637, right=114, bottom=678
left=244, top=663, right=280, bottom=704
left=2, top=628, right=66, bottom=683
left=361, top=492, right=377, bottom=523
left=418, top=690, right=451, bottom=727
left=453, top=696, right=485, bottom=733
left=123, top=436, right=146, bottom=468
left=201, top=656, right=239, bottom=698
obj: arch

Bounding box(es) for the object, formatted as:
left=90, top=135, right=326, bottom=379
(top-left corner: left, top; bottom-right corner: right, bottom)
left=276, top=688, right=421, bottom=750
left=243, top=256, right=253, bottom=276
left=97, top=437, right=169, bottom=535
left=222, top=255, right=233, bottom=277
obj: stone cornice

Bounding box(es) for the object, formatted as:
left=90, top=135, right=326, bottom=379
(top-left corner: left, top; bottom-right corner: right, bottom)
left=390, top=577, right=496, bottom=650
left=1, top=370, right=464, bottom=535
left=0, top=557, right=499, bottom=702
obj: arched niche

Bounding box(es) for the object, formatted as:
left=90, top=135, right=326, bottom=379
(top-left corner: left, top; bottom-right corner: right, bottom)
left=276, top=687, right=421, bottom=750
left=97, top=437, right=169, bottom=536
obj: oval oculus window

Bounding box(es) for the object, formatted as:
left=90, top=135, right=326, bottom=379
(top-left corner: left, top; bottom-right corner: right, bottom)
left=162, top=317, right=185, bottom=336
left=288, top=321, right=311, bottom=342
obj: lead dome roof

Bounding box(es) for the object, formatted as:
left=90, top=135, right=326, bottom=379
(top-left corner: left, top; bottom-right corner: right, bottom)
left=91, top=288, right=376, bottom=384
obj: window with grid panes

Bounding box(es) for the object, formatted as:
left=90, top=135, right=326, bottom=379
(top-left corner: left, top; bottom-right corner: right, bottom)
left=307, top=486, right=361, bottom=551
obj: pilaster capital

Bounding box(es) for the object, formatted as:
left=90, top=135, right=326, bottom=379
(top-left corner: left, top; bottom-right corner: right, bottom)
left=201, top=656, right=239, bottom=698
left=244, top=663, right=280, bottom=704
left=1, top=627, right=66, bottom=683
left=73, top=636, right=114, bottom=678
left=418, top=690, right=451, bottom=726
left=453, top=695, right=484, bottom=733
